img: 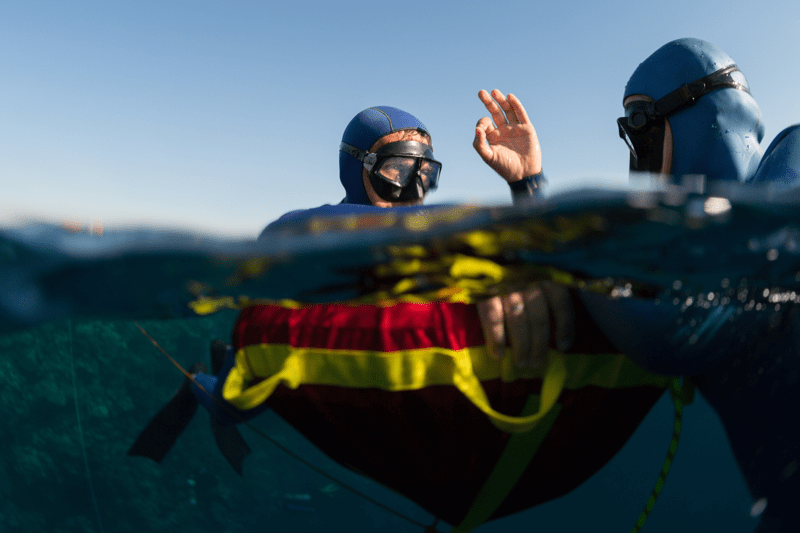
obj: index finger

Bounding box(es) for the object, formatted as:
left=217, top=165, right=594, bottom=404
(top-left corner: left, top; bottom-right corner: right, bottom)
left=477, top=296, right=506, bottom=360
left=507, top=94, right=532, bottom=125
left=478, top=89, right=507, bottom=128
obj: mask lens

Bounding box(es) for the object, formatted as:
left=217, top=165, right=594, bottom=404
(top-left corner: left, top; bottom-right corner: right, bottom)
left=375, top=156, right=417, bottom=187
left=419, top=160, right=441, bottom=190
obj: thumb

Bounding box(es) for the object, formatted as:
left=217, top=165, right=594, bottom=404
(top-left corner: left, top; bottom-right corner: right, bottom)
left=473, top=127, right=493, bottom=163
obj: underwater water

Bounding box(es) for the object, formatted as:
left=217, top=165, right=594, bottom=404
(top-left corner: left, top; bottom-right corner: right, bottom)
left=0, top=315, right=760, bottom=533
left=3, top=185, right=798, bottom=532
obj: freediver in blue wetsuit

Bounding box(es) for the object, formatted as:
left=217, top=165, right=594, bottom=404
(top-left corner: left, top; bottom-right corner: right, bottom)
left=199, top=102, right=574, bottom=417
left=578, top=38, right=800, bottom=532
left=266, top=103, right=574, bottom=368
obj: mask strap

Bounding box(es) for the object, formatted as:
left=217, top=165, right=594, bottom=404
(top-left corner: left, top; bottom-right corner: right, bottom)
left=631, top=65, right=750, bottom=127
left=340, top=142, right=377, bottom=171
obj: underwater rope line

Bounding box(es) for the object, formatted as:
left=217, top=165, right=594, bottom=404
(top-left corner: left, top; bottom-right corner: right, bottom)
left=630, top=378, right=689, bottom=533
left=68, top=319, right=107, bottom=533
left=133, top=322, right=431, bottom=531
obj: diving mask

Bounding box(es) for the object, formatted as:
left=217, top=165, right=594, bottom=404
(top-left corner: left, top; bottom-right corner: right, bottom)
left=340, top=140, right=442, bottom=202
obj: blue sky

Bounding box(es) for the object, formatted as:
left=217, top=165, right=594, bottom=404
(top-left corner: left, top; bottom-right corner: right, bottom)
left=2, top=0, right=798, bottom=237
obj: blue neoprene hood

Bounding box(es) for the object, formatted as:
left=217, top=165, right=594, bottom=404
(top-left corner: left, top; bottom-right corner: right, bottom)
left=339, top=106, right=430, bottom=205
left=624, top=38, right=765, bottom=181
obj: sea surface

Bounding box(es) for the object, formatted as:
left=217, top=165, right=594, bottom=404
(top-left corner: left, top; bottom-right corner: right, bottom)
left=3, top=186, right=797, bottom=532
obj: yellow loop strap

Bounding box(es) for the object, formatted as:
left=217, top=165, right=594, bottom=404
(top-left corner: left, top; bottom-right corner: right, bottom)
left=223, top=345, right=568, bottom=434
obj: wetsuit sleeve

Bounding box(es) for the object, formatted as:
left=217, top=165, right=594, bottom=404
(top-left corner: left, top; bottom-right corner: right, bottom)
left=509, top=171, right=544, bottom=204
left=579, top=291, right=772, bottom=376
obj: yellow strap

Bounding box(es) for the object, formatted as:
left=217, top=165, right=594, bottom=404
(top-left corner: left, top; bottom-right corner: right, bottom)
left=223, top=347, right=567, bottom=434
left=451, top=351, right=566, bottom=433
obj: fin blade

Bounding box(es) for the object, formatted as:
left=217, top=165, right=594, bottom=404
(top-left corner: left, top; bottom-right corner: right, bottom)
left=210, top=419, right=251, bottom=476
left=127, top=364, right=206, bottom=462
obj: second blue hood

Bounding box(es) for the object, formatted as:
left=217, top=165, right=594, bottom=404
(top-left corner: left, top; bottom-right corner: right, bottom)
left=624, top=38, right=765, bottom=182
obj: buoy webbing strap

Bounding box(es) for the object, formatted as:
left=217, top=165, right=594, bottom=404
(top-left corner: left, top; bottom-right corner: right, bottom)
left=453, top=395, right=563, bottom=533
left=223, top=342, right=671, bottom=435
left=630, top=377, right=695, bottom=533
left=224, top=345, right=566, bottom=434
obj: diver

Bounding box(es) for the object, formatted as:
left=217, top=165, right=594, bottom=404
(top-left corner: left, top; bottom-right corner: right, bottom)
left=266, top=104, right=575, bottom=369
left=574, top=38, right=798, bottom=532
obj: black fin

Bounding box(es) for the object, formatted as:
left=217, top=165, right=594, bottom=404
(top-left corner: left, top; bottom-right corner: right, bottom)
left=127, top=362, right=207, bottom=463
left=207, top=339, right=251, bottom=475
left=209, top=339, right=228, bottom=375
left=210, top=419, right=252, bottom=476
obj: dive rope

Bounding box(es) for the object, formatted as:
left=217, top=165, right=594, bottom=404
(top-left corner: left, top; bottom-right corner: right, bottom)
left=630, top=377, right=693, bottom=533
left=69, top=320, right=106, bottom=533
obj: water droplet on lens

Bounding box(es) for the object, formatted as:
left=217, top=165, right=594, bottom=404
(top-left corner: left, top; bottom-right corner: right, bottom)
left=767, top=249, right=779, bottom=261
left=750, top=497, right=768, bottom=517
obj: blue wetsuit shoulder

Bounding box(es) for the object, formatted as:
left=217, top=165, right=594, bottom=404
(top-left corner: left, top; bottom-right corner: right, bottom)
left=749, top=124, right=800, bottom=187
